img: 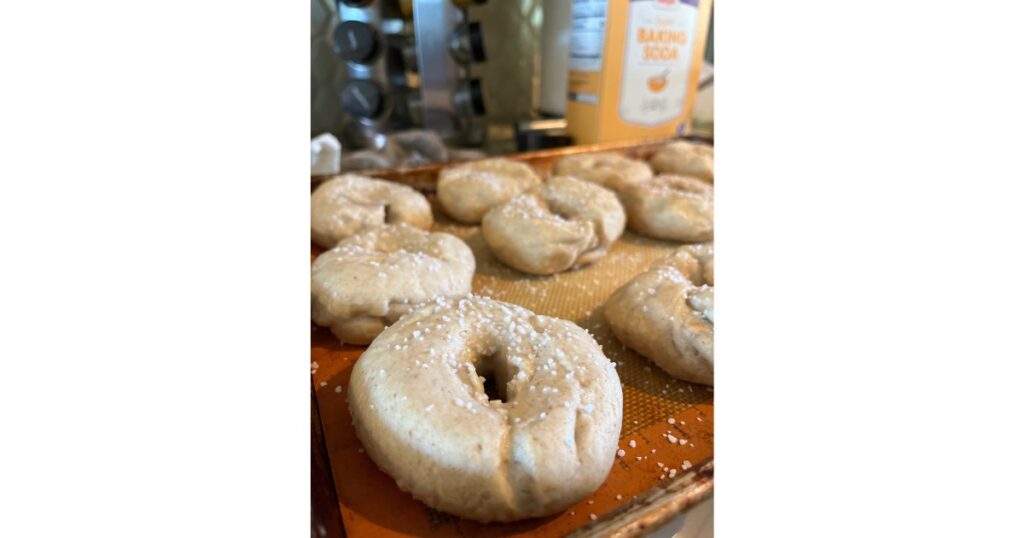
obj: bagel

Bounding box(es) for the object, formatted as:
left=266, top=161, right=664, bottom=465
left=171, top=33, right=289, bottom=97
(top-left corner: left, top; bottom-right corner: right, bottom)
left=338, top=150, right=395, bottom=173
left=654, top=242, right=714, bottom=286
left=348, top=295, right=623, bottom=522
left=437, top=158, right=542, bottom=224
left=619, top=174, right=713, bottom=243
left=649, top=141, right=714, bottom=182
left=605, top=246, right=714, bottom=385
left=311, top=174, right=433, bottom=248
left=481, top=175, right=625, bottom=275
left=552, top=151, right=653, bottom=192
left=311, top=223, right=474, bottom=344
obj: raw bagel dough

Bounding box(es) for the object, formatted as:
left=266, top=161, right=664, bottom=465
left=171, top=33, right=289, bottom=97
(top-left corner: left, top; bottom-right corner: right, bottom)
left=348, top=295, right=623, bottom=522
left=552, top=151, right=653, bottom=192
left=311, top=174, right=433, bottom=248
left=311, top=224, right=474, bottom=344
left=437, top=158, right=542, bottom=224
left=389, top=129, right=450, bottom=165
left=619, top=174, right=713, bottom=243
left=339, top=150, right=395, bottom=172
left=605, top=248, right=714, bottom=385
left=652, top=242, right=714, bottom=286
left=649, top=141, right=714, bottom=182
left=481, top=175, right=625, bottom=275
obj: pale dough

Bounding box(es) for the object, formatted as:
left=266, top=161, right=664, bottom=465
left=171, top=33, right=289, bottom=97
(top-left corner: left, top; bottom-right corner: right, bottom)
left=619, top=174, right=713, bottom=243
left=649, top=141, right=714, bottom=182
left=605, top=247, right=714, bottom=385
left=349, top=295, right=623, bottom=522
left=437, top=158, right=542, bottom=224
left=552, top=151, right=653, bottom=192
left=481, top=175, right=625, bottom=275
left=311, top=224, right=474, bottom=344
left=311, top=174, right=433, bottom=248
left=652, top=242, right=714, bottom=286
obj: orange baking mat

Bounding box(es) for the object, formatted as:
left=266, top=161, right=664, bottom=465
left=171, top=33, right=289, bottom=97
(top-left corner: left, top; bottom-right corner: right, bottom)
left=311, top=206, right=714, bottom=537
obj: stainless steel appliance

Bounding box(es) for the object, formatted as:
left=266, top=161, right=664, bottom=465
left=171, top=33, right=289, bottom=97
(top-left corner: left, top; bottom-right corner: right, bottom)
left=333, top=0, right=487, bottom=149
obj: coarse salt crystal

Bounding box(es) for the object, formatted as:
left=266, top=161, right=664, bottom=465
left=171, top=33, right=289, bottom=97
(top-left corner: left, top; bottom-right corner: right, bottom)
left=682, top=460, right=692, bottom=470
left=319, top=381, right=327, bottom=387
left=589, top=514, right=597, bottom=521
left=616, top=449, right=625, bottom=457
left=334, top=385, right=342, bottom=393
left=667, top=418, right=676, bottom=425
left=667, top=434, right=678, bottom=444
left=628, top=440, right=636, bottom=448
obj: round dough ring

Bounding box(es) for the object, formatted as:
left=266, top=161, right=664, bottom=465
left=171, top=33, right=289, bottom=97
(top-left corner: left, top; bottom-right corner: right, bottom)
left=311, top=223, right=474, bottom=344
left=311, top=174, right=433, bottom=248
left=649, top=141, right=714, bottom=182
left=481, top=175, right=625, bottom=275
left=438, top=158, right=542, bottom=224
left=620, top=174, right=713, bottom=242
left=348, top=295, right=623, bottom=522
left=552, top=151, right=653, bottom=192
left=605, top=246, right=714, bottom=385
left=655, top=242, right=714, bottom=286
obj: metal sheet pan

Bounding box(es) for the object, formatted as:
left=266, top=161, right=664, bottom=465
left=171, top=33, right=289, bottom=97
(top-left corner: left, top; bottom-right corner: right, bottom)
left=311, top=136, right=713, bottom=537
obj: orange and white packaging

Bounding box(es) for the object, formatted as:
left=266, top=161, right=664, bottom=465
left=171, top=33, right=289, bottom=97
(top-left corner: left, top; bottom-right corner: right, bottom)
left=566, top=0, right=712, bottom=144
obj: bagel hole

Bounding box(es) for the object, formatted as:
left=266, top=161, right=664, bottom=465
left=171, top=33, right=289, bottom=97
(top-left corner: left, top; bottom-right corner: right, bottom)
left=546, top=201, right=574, bottom=222
left=482, top=375, right=505, bottom=403
left=474, top=352, right=510, bottom=403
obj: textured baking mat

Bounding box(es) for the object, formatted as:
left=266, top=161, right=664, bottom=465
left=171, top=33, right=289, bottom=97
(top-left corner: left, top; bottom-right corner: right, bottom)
left=311, top=204, right=714, bottom=537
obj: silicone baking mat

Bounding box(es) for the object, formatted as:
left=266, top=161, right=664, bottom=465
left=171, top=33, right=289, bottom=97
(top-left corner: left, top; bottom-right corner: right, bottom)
left=311, top=140, right=713, bottom=537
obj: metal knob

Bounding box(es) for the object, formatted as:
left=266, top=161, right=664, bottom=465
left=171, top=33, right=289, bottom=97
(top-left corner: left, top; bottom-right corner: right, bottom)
left=341, top=80, right=383, bottom=118
left=333, top=20, right=378, bottom=64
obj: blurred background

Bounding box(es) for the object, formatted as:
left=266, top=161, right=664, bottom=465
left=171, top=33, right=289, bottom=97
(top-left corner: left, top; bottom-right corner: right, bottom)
left=311, top=0, right=713, bottom=170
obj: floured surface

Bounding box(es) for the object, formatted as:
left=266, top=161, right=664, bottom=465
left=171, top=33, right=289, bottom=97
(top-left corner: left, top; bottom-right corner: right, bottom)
left=312, top=196, right=713, bottom=537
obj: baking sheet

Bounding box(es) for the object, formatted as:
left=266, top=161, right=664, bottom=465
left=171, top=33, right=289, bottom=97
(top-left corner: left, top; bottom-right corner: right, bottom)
left=311, top=139, right=713, bottom=537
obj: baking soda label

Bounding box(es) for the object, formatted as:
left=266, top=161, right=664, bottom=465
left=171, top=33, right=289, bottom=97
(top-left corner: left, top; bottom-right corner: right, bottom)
left=618, top=0, right=699, bottom=126
left=570, top=0, right=609, bottom=73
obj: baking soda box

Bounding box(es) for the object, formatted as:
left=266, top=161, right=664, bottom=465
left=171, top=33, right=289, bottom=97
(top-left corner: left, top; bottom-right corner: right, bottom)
left=566, top=0, right=712, bottom=144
